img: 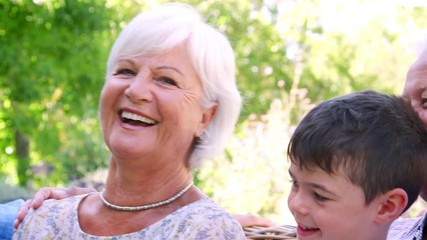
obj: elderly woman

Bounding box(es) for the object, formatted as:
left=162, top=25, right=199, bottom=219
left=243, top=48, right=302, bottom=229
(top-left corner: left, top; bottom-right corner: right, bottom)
left=13, top=2, right=245, bottom=239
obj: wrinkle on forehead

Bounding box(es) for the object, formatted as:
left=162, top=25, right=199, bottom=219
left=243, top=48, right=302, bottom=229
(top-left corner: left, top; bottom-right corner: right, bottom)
left=409, top=49, right=427, bottom=73
left=404, top=72, right=426, bottom=97
left=403, top=78, right=427, bottom=96
left=408, top=66, right=427, bottom=76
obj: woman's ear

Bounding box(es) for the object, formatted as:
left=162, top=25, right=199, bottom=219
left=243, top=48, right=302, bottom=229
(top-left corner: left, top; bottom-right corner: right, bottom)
left=196, top=103, right=218, bottom=136
left=374, top=188, right=408, bottom=224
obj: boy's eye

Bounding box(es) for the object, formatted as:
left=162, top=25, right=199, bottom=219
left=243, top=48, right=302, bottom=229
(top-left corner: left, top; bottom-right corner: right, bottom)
left=290, top=179, right=299, bottom=189
left=313, top=192, right=329, bottom=201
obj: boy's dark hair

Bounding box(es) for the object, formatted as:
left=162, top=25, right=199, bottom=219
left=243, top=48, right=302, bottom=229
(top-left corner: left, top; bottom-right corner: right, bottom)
left=287, top=90, right=427, bottom=211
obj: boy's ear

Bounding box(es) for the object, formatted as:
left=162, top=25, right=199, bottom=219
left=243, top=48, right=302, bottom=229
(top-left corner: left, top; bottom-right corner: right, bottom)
left=374, top=188, right=408, bottom=224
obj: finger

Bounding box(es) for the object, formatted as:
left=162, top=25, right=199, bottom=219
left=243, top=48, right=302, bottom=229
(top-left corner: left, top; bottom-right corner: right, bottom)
left=234, top=214, right=276, bottom=228
left=31, top=186, right=97, bottom=209
left=39, top=186, right=97, bottom=200
left=14, top=199, right=32, bottom=230
left=13, top=219, right=19, bottom=232
left=64, top=186, right=97, bottom=196
left=51, top=188, right=73, bottom=199
left=252, top=217, right=276, bottom=227
left=31, top=187, right=55, bottom=209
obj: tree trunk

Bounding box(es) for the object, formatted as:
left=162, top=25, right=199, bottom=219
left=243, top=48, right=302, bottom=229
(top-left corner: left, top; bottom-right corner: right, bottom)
left=15, top=129, right=30, bottom=186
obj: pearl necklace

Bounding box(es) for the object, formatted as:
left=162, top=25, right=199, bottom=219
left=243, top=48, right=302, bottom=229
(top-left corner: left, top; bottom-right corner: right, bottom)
left=99, top=182, right=193, bottom=211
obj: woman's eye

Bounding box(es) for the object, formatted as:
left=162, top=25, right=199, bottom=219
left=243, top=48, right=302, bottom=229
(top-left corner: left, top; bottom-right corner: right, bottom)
left=114, top=68, right=135, bottom=76
left=313, top=192, right=329, bottom=202
left=156, top=77, right=177, bottom=86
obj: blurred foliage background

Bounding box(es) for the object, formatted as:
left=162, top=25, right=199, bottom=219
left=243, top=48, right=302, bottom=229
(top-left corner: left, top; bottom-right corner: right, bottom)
left=1, top=0, right=427, bottom=224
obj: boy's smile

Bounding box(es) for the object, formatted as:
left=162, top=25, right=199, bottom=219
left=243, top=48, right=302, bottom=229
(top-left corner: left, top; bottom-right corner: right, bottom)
left=287, top=162, right=384, bottom=240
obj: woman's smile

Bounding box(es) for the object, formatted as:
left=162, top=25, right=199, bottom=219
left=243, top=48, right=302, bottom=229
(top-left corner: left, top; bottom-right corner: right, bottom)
left=119, top=109, right=158, bottom=127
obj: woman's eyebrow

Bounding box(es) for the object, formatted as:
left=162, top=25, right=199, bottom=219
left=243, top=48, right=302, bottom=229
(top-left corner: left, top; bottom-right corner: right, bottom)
left=116, top=59, right=137, bottom=68
left=157, top=66, right=183, bottom=76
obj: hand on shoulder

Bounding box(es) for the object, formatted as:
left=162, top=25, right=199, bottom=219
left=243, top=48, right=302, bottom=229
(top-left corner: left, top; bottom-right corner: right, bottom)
left=14, top=186, right=96, bottom=231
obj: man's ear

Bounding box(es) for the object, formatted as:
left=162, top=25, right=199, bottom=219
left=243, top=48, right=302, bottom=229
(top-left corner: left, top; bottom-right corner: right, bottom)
left=374, top=188, right=408, bottom=224
left=196, top=103, right=218, bottom=136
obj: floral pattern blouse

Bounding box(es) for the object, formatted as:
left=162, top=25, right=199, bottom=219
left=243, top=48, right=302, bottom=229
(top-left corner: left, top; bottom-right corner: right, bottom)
left=13, top=193, right=245, bottom=240
left=387, top=212, right=426, bottom=240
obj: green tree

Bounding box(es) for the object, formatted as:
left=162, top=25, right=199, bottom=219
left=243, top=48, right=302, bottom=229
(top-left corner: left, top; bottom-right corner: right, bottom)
left=0, top=0, right=116, bottom=186
left=1, top=0, right=427, bottom=219
left=195, top=0, right=427, bottom=221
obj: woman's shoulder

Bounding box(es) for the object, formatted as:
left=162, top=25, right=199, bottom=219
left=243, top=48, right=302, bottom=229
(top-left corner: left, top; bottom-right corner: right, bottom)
left=162, top=197, right=246, bottom=239
left=30, top=193, right=89, bottom=215
left=174, top=197, right=234, bottom=219
left=13, top=193, right=90, bottom=239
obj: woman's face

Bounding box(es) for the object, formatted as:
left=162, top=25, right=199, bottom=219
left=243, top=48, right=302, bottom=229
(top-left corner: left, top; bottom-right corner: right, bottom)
left=99, top=44, right=216, bottom=167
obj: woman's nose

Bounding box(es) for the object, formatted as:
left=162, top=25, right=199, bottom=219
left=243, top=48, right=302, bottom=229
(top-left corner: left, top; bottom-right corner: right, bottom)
left=124, top=73, right=153, bottom=102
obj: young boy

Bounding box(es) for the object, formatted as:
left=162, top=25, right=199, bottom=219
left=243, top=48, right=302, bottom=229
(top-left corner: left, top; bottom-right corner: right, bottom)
left=287, top=90, right=427, bottom=240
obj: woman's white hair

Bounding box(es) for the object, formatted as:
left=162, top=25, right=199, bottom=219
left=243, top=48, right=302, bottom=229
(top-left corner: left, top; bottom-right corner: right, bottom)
left=106, top=3, right=242, bottom=169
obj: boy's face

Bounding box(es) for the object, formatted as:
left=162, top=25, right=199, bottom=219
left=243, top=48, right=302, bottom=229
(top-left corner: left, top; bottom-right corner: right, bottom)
left=287, top=162, right=382, bottom=240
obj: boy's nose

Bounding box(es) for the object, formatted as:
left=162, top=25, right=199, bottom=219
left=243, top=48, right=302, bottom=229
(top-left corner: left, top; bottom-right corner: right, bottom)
left=288, top=191, right=309, bottom=217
